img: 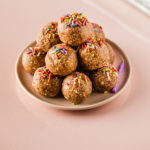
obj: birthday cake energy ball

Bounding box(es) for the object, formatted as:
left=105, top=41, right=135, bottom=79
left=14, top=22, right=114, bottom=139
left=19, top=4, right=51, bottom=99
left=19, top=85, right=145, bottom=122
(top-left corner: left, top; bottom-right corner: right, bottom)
left=32, top=67, right=62, bottom=97
left=78, top=38, right=110, bottom=70
left=22, top=47, right=46, bottom=73
left=91, top=22, right=105, bottom=41
left=91, top=65, right=119, bottom=92
left=36, top=22, right=60, bottom=52
left=62, top=72, right=92, bottom=104
left=45, top=43, right=78, bottom=76
left=58, top=13, right=94, bottom=46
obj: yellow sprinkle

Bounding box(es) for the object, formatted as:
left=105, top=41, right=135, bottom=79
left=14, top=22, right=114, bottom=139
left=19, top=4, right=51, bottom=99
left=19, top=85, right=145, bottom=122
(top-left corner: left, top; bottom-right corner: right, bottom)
left=104, top=91, right=108, bottom=94
left=91, top=53, right=95, bottom=57
left=49, top=34, right=51, bottom=39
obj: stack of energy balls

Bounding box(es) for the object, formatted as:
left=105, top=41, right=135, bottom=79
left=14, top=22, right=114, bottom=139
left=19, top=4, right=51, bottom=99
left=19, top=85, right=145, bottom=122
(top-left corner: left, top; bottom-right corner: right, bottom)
left=22, top=13, right=119, bottom=104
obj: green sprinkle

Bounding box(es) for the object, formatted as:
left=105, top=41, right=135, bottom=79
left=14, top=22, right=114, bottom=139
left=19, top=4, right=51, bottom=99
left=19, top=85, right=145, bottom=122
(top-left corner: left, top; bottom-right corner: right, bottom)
left=73, top=101, right=78, bottom=105
left=91, top=53, right=95, bottom=57
left=102, top=67, right=109, bottom=72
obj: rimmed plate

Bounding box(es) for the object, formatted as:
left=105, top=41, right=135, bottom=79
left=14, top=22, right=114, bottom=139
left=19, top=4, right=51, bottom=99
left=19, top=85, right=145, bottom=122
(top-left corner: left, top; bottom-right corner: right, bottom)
left=15, top=39, right=131, bottom=110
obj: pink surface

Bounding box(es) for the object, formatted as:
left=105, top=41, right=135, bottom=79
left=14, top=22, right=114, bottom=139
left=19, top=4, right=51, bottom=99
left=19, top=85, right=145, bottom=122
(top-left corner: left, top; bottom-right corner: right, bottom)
left=0, top=0, right=150, bottom=149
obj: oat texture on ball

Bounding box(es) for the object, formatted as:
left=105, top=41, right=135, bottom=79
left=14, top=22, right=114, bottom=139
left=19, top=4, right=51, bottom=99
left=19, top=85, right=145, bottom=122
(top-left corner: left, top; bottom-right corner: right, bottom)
left=36, top=22, right=60, bottom=52
left=91, top=22, right=105, bottom=41
left=45, top=43, right=78, bottom=76
left=58, top=13, right=94, bottom=46
left=78, top=38, right=110, bottom=70
left=32, top=66, right=62, bottom=97
left=62, top=72, right=92, bottom=104
left=91, top=65, right=119, bottom=92
left=22, top=46, right=46, bottom=74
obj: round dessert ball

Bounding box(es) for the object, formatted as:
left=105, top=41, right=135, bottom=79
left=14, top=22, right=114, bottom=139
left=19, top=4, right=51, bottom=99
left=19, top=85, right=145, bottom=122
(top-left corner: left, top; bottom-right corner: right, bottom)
left=58, top=13, right=94, bottom=46
left=91, top=65, right=119, bottom=92
left=106, top=42, right=115, bottom=64
left=91, top=22, right=105, bottom=41
left=62, top=72, right=92, bottom=104
left=45, top=43, right=78, bottom=76
left=78, top=38, right=110, bottom=70
left=22, top=46, right=46, bottom=73
left=32, top=66, right=62, bottom=97
left=36, top=22, right=60, bottom=52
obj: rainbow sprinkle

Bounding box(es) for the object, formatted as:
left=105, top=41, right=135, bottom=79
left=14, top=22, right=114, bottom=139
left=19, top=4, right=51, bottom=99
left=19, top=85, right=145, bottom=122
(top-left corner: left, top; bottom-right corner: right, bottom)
left=67, top=73, right=90, bottom=92
left=38, top=66, right=55, bottom=82
left=98, top=66, right=118, bottom=82
left=91, top=22, right=103, bottom=33
left=81, top=38, right=104, bottom=50
left=26, top=47, right=47, bottom=56
left=47, top=22, right=58, bottom=39
left=49, top=44, right=70, bottom=59
left=60, top=13, right=88, bottom=28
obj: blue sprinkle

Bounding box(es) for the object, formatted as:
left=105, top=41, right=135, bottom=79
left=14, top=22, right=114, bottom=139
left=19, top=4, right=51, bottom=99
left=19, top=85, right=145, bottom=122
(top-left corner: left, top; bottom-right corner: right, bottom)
left=53, top=45, right=56, bottom=49
left=48, top=28, right=50, bottom=31
left=65, top=24, right=69, bottom=28
left=93, top=29, right=97, bottom=32
left=72, top=24, right=77, bottom=27
left=56, top=48, right=61, bottom=52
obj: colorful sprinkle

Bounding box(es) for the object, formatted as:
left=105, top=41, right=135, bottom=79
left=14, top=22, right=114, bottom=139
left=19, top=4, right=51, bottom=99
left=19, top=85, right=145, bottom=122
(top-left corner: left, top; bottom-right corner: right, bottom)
left=38, top=67, right=55, bottom=82
left=81, top=38, right=104, bottom=50
left=49, top=44, right=70, bottom=59
left=69, top=73, right=89, bottom=92
left=60, top=13, right=88, bottom=28
left=91, top=22, right=103, bottom=33
left=47, top=22, right=58, bottom=39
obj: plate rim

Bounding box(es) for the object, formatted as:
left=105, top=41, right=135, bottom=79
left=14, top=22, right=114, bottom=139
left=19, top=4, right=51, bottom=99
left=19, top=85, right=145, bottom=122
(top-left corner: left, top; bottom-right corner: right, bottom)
left=15, top=39, right=132, bottom=110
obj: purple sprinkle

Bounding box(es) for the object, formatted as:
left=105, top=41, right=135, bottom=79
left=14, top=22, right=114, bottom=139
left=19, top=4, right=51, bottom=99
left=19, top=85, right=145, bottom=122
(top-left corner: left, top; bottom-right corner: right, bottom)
left=64, top=50, right=68, bottom=55
left=112, top=61, right=124, bottom=93
left=103, top=71, right=105, bottom=75
left=29, top=73, right=33, bottom=75
left=76, top=72, right=79, bottom=77
left=34, top=49, right=37, bottom=55
left=42, top=51, right=47, bottom=55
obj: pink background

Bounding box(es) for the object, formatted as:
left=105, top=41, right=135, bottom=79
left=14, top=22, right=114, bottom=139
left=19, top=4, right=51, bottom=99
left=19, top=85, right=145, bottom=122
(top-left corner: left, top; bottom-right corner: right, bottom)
left=1, top=0, right=150, bottom=149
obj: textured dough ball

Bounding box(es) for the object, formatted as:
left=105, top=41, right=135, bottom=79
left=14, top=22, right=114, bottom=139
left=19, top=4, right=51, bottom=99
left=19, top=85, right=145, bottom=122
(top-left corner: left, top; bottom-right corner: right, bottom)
left=91, top=65, right=119, bottom=92
left=106, top=42, right=115, bottom=64
left=78, top=38, right=110, bottom=70
left=45, top=43, right=78, bottom=76
left=91, top=22, right=105, bottom=41
left=58, top=13, right=93, bottom=46
left=32, top=67, right=62, bottom=97
left=62, top=72, right=92, bottom=104
left=36, top=22, right=60, bottom=52
left=22, top=47, right=46, bottom=73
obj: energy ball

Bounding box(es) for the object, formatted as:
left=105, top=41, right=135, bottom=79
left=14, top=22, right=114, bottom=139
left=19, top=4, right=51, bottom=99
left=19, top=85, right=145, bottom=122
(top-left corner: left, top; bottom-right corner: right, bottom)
left=36, top=22, right=60, bottom=52
left=91, top=65, right=119, bottom=92
left=78, top=38, right=110, bottom=70
left=22, top=47, right=46, bottom=74
left=91, top=22, right=105, bottom=41
left=106, top=42, right=115, bottom=64
left=58, top=13, right=93, bottom=46
left=32, top=66, right=62, bottom=97
left=45, top=43, right=78, bottom=76
left=62, top=72, right=92, bottom=104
